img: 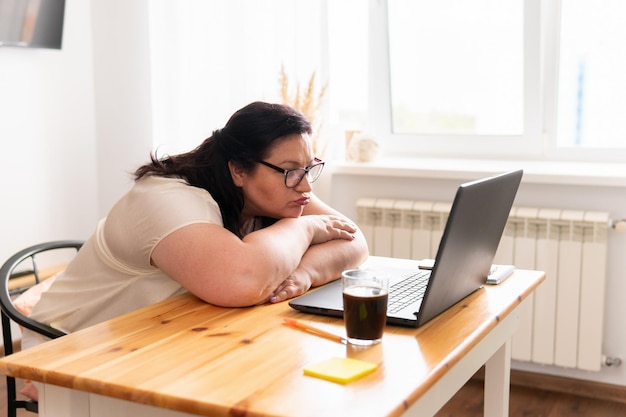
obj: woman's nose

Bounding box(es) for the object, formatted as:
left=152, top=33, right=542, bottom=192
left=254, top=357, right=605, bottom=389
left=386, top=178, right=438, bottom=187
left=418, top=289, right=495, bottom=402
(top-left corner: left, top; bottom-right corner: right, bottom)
left=294, top=174, right=313, bottom=192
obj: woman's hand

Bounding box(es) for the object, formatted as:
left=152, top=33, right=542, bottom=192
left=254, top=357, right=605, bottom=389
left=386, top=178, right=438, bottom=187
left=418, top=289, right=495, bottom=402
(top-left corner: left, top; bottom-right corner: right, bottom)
left=303, top=214, right=358, bottom=245
left=268, top=272, right=311, bottom=303
left=267, top=203, right=369, bottom=304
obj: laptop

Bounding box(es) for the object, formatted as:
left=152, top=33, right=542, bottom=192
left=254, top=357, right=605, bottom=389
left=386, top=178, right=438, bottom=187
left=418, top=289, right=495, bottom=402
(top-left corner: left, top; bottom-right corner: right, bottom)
left=289, top=169, right=523, bottom=328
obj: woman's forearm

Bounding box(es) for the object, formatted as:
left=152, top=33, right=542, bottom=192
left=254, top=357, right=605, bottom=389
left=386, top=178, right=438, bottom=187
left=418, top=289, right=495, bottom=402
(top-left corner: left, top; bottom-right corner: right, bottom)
left=294, top=229, right=369, bottom=287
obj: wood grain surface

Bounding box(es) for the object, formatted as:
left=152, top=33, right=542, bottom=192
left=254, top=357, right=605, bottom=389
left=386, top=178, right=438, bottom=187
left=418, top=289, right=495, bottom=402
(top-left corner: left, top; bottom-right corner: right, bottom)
left=0, top=269, right=544, bottom=417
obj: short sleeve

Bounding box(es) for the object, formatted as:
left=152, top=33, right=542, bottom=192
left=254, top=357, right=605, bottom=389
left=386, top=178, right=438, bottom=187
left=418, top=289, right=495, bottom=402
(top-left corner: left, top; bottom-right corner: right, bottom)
left=102, top=176, right=223, bottom=269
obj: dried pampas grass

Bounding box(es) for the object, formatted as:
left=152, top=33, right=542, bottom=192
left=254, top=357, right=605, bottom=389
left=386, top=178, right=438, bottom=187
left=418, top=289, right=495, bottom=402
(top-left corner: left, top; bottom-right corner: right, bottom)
left=279, top=65, right=328, bottom=156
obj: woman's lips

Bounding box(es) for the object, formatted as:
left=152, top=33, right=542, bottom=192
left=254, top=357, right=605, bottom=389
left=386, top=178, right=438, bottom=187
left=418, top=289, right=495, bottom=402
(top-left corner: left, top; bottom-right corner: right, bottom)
left=294, top=197, right=310, bottom=206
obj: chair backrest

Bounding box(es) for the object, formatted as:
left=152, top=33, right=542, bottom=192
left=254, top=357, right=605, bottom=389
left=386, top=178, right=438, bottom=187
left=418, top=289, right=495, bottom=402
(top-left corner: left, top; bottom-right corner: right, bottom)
left=0, top=240, right=83, bottom=416
left=1, top=240, right=84, bottom=344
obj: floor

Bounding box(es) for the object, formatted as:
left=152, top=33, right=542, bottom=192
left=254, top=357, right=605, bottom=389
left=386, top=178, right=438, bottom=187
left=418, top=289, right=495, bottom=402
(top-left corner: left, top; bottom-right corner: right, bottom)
left=435, top=377, right=626, bottom=417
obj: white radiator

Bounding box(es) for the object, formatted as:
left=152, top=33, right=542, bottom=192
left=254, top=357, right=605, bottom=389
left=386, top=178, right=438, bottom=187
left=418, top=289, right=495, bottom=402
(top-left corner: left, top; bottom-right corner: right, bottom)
left=356, top=198, right=610, bottom=372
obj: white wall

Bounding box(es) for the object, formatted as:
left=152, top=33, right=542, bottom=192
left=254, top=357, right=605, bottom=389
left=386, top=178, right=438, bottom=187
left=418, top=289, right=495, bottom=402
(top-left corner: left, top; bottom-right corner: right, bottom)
left=0, top=0, right=154, bottom=261
left=91, top=0, right=154, bottom=215
left=0, top=0, right=98, bottom=261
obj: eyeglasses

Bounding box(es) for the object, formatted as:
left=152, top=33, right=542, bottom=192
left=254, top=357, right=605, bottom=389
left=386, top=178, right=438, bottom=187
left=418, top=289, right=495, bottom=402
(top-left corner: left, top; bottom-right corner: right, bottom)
left=256, top=158, right=325, bottom=188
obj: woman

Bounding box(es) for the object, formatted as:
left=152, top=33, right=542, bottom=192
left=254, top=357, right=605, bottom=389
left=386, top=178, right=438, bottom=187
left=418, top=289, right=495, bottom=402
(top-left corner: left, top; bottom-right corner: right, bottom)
left=24, top=101, right=369, bottom=348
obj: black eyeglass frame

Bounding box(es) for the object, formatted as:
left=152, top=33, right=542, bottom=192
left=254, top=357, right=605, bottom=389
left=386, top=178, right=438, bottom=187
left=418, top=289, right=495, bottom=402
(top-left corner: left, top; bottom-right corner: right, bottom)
left=256, top=157, right=325, bottom=188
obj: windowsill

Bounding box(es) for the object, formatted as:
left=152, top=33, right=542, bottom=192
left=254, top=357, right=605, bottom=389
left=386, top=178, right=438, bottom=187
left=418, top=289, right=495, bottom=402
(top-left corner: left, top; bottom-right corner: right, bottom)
left=332, top=157, right=626, bottom=188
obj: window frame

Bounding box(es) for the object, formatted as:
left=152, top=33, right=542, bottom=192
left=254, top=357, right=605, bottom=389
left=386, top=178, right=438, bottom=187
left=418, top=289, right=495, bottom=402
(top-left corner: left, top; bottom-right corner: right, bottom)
left=368, top=0, right=626, bottom=163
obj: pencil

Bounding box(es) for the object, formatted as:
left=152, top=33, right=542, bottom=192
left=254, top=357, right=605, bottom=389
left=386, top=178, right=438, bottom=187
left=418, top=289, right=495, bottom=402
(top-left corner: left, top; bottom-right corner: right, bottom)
left=283, top=318, right=347, bottom=344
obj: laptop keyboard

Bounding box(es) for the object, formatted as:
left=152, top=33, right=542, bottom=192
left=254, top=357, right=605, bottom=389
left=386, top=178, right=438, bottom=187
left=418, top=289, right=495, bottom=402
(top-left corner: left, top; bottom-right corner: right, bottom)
left=387, top=270, right=430, bottom=314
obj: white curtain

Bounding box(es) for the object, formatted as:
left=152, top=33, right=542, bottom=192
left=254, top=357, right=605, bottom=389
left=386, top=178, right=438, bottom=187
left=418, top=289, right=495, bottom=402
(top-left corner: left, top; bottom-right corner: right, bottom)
left=148, top=0, right=327, bottom=155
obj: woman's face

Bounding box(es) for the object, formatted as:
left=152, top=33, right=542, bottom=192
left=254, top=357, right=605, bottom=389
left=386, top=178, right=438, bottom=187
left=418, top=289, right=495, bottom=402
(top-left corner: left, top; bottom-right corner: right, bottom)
left=233, top=133, right=317, bottom=222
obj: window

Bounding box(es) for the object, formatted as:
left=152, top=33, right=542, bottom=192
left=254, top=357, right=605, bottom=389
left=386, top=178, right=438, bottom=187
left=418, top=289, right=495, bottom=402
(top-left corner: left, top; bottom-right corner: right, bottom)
left=388, top=0, right=523, bottom=136
left=148, top=1, right=626, bottom=163
left=327, top=0, right=369, bottom=131
left=556, top=0, right=626, bottom=150
left=366, top=0, right=626, bottom=162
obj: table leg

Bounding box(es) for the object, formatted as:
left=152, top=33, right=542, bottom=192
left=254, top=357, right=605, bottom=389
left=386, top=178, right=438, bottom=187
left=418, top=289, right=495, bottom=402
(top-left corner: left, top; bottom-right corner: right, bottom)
left=39, top=384, right=89, bottom=416
left=404, top=311, right=518, bottom=417
left=483, top=338, right=511, bottom=417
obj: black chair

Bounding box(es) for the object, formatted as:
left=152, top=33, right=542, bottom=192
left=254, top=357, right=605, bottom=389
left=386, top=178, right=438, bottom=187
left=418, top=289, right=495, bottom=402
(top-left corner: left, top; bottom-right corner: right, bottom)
left=0, top=240, right=83, bottom=416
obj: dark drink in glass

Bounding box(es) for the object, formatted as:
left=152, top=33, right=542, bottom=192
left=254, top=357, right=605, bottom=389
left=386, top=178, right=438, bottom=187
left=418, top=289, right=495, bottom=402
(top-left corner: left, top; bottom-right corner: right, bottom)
left=341, top=269, right=389, bottom=346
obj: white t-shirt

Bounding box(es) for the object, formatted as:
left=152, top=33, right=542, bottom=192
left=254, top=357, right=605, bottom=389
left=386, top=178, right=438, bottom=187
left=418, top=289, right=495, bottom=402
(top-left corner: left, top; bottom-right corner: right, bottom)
left=28, top=176, right=223, bottom=335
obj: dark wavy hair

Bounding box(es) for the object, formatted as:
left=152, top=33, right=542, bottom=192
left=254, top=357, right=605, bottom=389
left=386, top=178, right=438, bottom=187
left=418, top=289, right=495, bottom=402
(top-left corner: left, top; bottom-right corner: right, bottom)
left=134, top=101, right=313, bottom=236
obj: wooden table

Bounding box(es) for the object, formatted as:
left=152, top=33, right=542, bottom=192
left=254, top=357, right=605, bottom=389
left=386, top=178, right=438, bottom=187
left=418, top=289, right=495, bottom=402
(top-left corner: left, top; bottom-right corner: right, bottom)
left=0, top=261, right=544, bottom=417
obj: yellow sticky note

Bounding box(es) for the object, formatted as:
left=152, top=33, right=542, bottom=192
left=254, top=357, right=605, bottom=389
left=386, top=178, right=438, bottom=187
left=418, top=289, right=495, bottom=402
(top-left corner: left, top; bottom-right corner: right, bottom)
left=303, top=357, right=378, bottom=384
